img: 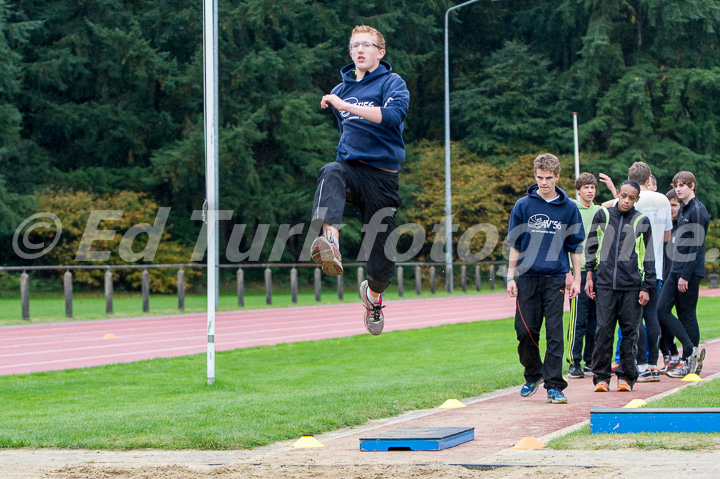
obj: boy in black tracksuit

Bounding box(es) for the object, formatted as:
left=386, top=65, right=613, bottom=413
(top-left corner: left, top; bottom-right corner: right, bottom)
left=506, top=154, right=585, bottom=404
left=585, top=180, right=656, bottom=391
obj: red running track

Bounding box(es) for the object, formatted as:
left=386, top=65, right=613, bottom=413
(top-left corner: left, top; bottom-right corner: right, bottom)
left=2, top=289, right=717, bottom=376
left=0, top=293, right=520, bottom=376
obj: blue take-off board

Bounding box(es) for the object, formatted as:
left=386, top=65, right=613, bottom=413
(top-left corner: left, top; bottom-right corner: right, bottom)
left=591, top=407, right=720, bottom=434
left=360, top=427, right=474, bottom=451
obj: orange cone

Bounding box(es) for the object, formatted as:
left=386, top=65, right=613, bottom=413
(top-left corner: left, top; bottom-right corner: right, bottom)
left=512, top=437, right=546, bottom=449
left=103, top=333, right=116, bottom=339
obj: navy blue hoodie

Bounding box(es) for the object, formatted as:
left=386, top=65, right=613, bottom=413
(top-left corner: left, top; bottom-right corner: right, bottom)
left=329, top=61, right=409, bottom=170
left=507, top=185, right=585, bottom=277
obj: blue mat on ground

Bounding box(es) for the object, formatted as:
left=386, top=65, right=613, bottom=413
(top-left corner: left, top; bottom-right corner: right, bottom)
left=591, top=407, right=720, bottom=433
left=360, top=426, right=474, bottom=451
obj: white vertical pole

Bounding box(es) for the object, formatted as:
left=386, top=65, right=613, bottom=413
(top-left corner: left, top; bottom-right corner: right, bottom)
left=573, top=112, right=580, bottom=176
left=203, top=0, right=219, bottom=385
left=444, top=0, right=480, bottom=293
left=444, top=8, right=453, bottom=293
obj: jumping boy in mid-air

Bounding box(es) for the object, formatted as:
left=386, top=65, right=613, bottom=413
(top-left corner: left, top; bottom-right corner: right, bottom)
left=310, top=25, right=409, bottom=335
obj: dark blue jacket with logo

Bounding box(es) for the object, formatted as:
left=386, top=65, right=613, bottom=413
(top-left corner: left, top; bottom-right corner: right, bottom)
left=329, top=61, right=409, bottom=170
left=507, top=184, right=585, bottom=277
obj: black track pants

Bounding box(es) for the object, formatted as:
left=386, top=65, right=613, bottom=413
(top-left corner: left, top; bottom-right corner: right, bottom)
left=567, top=273, right=597, bottom=367
left=514, top=276, right=568, bottom=392
left=312, top=161, right=401, bottom=293
left=592, top=288, right=642, bottom=387
left=636, top=287, right=660, bottom=366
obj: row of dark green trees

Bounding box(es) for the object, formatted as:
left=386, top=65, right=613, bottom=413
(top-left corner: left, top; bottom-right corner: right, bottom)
left=1, top=0, right=719, bottom=279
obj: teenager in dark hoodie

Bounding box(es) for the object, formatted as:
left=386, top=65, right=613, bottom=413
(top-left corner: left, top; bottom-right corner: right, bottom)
left=585, top=180, right=656, bottom=393
left=310, top=25, right=409, bottom=336
left=506, top=154, right=585, bottom=404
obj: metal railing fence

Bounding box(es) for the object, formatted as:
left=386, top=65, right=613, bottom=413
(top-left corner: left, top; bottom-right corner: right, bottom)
left=2, top=261, right=511, bottom=321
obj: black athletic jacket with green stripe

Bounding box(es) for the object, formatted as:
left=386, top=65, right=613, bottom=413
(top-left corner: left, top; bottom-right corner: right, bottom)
left=584, top=205, right=657, bottom=293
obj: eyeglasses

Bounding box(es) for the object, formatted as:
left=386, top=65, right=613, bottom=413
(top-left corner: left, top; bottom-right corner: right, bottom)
left=349, top=41, right=380, bottom=50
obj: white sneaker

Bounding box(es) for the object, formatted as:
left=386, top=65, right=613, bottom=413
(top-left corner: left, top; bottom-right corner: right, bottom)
left=310, top=236, right=343, bottom=276
left=359, top=280, right=384, bottom=335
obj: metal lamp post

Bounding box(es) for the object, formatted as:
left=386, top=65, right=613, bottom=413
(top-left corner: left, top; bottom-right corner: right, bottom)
left=444, top=0, right=481, bottom=292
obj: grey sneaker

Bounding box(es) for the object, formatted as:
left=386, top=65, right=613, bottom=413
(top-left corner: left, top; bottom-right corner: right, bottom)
left=666, top=361, right=690, bottom=378
left=567, top=365, right=585, bottom=379
left=310, top=236, right=343, bottom=276
left=359, top=280, right=384, bottom=335
left=687, top=346, right=705, bottom=375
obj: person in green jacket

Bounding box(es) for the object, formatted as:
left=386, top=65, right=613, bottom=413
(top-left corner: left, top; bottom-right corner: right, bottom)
left=566, top=173, right=602, bottom=379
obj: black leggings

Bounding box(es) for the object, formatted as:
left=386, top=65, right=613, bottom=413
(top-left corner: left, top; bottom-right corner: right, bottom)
left=656, top=272, right=701, bottom=359
left=312, top=161, right=401, bottom=293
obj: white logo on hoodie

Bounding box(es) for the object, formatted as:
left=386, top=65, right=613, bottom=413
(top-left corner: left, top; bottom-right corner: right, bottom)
left=528, top=214, right=562, bottom=233
left=339, top=97, right=375, bottom=119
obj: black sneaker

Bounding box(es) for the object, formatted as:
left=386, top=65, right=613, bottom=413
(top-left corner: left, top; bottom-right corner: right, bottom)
left=636, top=370, right=653, bottom=382
left=567, top=365, right=585, bottom=379
left=359, top=280, right=384, bottom=335
left=583, top=365, right=594, bottom=376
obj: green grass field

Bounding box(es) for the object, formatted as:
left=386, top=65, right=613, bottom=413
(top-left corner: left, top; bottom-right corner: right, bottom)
left=548, top=377, right=720, bottom=450
left=0, top=297, right=718, bottom=450
left=0, top=319, right=522, bottom=449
